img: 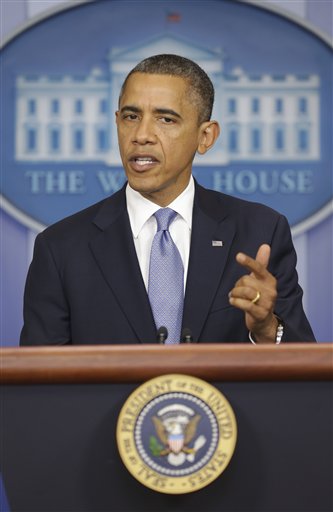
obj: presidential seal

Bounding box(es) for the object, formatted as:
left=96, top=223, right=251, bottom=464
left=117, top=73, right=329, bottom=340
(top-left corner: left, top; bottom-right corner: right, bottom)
left=116, top=374, right=237, bottom=494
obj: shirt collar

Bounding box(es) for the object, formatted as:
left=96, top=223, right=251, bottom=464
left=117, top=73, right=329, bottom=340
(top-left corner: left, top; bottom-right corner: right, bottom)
left=126, top=176, right=195, bottom=238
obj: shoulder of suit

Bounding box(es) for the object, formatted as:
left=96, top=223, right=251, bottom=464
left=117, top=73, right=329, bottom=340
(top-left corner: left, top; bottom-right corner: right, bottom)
left=40, top=187, right=126, bottom=240
left=195, top=183, right=283, bottom=221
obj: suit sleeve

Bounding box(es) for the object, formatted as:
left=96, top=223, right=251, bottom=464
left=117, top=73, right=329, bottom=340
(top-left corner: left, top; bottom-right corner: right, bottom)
left=269, top=214, right=316, bottom=342
left=20, top=233, right=71, bottom=345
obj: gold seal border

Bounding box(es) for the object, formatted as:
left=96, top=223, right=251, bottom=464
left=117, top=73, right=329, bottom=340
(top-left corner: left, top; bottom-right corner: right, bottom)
left=116, top=374, right=237, bottom=495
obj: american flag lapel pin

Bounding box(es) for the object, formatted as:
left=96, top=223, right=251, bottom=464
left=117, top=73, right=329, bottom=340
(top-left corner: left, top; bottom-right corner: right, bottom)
left=212, top=240, right=224, bottom=247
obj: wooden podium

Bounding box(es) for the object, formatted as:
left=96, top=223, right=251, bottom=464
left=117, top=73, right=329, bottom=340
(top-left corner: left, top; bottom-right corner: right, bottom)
left=1, top=344, right=332, bottom=512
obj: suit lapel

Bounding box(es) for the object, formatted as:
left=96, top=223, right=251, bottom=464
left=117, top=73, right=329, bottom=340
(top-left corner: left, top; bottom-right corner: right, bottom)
left=89, top=188, right=157, bottom=343
left=183, top=184, right=237, bottom=342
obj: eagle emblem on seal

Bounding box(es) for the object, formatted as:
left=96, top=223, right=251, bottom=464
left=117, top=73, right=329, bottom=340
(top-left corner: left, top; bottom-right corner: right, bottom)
left=149, top=403, right=207, bottom=466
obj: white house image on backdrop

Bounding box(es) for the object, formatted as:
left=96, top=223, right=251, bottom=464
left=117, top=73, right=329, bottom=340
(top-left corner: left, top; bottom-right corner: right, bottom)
left=15, top=35, right=320, bottom=167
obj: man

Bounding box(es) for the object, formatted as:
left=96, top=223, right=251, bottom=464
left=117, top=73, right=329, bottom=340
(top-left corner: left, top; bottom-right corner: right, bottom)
left=20, top=54, right=315, bottom=345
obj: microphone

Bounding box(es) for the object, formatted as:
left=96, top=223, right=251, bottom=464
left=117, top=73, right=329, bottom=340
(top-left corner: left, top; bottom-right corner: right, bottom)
left=181, top=328, right=193, bottom=343
left=156, top=326, right=168, bottom=344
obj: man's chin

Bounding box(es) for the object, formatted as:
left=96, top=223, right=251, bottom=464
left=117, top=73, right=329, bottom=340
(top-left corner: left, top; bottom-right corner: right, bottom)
left=127, top=176, right=159, bottom=196
left=128, top=180, right=167, bottom=205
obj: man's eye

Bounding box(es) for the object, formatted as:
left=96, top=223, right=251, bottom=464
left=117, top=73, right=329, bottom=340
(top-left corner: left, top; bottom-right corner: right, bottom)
left=124, top=114, right=138, bottom=120
left=161, top=117, right=175, bottom=124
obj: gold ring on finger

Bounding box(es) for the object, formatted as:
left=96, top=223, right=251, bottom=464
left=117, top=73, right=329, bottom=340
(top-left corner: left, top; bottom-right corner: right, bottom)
left=251, top=290, right=261, bottom=305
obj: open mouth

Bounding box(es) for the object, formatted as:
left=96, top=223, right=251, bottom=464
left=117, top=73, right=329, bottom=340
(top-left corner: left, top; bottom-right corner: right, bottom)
left=134, top=157, right=156, bottom=166
left=130, top=155, right=159, bottom=171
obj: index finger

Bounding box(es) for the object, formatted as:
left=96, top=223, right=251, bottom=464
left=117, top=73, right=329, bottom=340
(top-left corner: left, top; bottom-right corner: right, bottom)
left=235, top=250, right=270, bottom=279
left=255, top=244, right=271, bottom=268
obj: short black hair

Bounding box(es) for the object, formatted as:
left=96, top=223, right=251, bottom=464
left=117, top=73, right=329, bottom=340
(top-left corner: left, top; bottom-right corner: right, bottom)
left=119, top=54, right=215, bottom=124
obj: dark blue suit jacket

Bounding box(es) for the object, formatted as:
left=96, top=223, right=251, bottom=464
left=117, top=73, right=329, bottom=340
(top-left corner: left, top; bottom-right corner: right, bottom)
left=20, top=183, right=315, bottom=344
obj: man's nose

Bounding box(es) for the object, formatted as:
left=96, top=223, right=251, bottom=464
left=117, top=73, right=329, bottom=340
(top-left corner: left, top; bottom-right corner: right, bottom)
left=133, top=118, right=156, bottom=144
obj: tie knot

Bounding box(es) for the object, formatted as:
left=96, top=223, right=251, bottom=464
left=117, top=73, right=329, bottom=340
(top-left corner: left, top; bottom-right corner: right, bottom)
left=154, top=208, right=177, bottom=232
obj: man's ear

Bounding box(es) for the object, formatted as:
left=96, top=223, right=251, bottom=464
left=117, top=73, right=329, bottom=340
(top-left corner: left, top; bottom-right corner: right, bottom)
left=197, top=121, right=220, bottom=155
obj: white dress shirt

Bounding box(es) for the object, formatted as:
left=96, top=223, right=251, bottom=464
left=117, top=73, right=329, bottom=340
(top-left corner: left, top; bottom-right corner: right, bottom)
left=126, top=176, right=194, bottom=291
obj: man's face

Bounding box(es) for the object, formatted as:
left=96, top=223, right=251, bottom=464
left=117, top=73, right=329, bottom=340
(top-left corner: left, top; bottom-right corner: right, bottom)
left=116, top=72, right=210, bottom=206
